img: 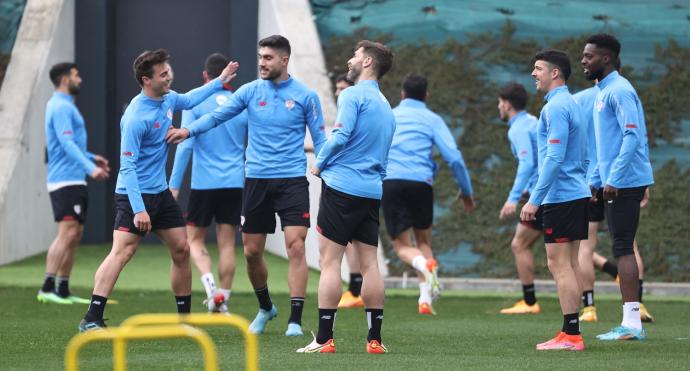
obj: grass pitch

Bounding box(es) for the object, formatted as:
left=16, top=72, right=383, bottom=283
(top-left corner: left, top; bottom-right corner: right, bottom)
left=0, top=245, right=689, bottom=370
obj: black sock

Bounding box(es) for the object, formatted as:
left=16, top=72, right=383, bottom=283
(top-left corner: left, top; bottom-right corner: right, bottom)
left=522, top=284, right=537, bottom=305
left=349, top=273, right=363, bottom=297
left=41, top=274, right=56, bottom=293
left=316, top=308, right=336, bottom=344
left=365, top=308, right=384, bottom=342
left=639, top=279, right=644, bottom=303
left=602, top=260, right=618, bottom=278
left=289, top=297, right=304, bottom=325
left=582, top=290, right=594, bottom=307
left=175, top=295, right=191, bottom=313
left=254, top=286, right=273, bottom=311
left=84, top=295, right=108, bottom=322
left=57, top=276, right=70, bottom=298
left=562, top=312, right=580, bottom=335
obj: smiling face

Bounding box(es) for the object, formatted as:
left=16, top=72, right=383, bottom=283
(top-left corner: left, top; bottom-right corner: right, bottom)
left=142, top=62, right=172, bottom=97
left=258, top=46, right=288, bottom=81
left=581, top=43, right=607, bottom=81
left=531, top=60, right=555, bottom=93
left=346, top=47, right=367, bottom=83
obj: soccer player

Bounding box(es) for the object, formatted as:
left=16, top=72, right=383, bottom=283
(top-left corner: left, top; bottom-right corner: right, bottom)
left=167, top=35, right=327, bottom=336
left=332, top=74, right=365, bottom=309
left=496, top=83, right=542, bottom=315
left=296, top=40, right=395, bottom=354
left=383, top=74, right=474, bottom=315
left=169, top=53, right=248, bottom=313
left=521, top=49, right=590, bottom=351
left=78, top=49, right=238, bottom=331
left=582, top=34, right=654, bottom=340
left=39, top=62, right=110, bottom=305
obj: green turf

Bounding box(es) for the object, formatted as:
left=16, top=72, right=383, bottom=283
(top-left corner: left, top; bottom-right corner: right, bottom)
left=1, top=245, right=689, bottom=370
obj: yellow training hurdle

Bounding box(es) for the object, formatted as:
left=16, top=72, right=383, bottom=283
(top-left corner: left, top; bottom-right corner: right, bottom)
left=65, top=313, right=259, bottom=371
left=64, top=324, right=219, bottom=371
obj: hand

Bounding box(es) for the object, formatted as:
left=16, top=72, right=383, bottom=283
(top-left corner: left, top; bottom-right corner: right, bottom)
left=640, top=187, right=650, bottom=208
left=603, top=184, right=618, bottom=203
left=170, top=188, right=179, bottom=201
left=218, top=61, right=240, bottom=84
left=499, top=201, right=516, bottom=220
left=457, top=193, right=476, bottom=213
left=520, top=202, right=538, bottom=222
left=166, top=127, right=190, bottom=144
left=133, top=211, right=152, bottom=233
left=310, top=167, right=321, bottom=177
left=89, top=167, right=109, bottom=181
left=590, top=186, right=598, bottom=202
left=93, top=154, right=110, bottom=173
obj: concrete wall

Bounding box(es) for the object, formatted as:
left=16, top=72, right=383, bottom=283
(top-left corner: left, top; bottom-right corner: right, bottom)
left=258, top=0, right=389, bottom=280
left=0, top=0, right=74, bottom=265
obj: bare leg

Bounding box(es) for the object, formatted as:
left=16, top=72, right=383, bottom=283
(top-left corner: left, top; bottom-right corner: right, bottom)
left=216, top=223, right=237, bottom=289
left=578, top=222, right=599, bottom=293
left=92, top=231, right=141, bottom=297
left=511, top=223, right=541, bottom=285
left=187, top=225, right=211, bottom=276
left=546, top=241, right=582, bottom=315
left=156, top=227, right=192, bottom=296
left=345, top=244, right=361, bottom=274
left=243, top=233, right=268, bottom=289
left=356, top=240, right=384, bottom=309
left=56, top=224, right=85, bottom=277
left=284, top=226, right=308, bottom=298
left=318, top=234, right=346, bottom=308
left=46, top=221, right=81, bottom=276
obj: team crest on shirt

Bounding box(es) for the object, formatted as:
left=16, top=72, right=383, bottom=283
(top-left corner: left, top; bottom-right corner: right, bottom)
left=74, top=204, right=81, bottom=215
left=166, top=109, right=173, bottom=120
left=285, top=99, right=295, bottom=110
left=596, top=100, right=604, bottom=112
left=215, top=95, right=228, bottom=106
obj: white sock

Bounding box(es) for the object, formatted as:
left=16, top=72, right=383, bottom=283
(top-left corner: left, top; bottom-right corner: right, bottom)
left=200, top=273, right=217, bottom=298
left=621, top=302, right=642, bottom=330
left=219, top=288, right=231, bottom=303
left=418, top=282, right=432, bottom=304
left=411, top=255, right=428, bottom=274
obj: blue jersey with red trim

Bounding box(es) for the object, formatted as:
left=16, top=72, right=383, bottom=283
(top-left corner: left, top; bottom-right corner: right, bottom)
left=590, top=71, right=653, bottom=188
left=528, top=86, right=590, bottom=206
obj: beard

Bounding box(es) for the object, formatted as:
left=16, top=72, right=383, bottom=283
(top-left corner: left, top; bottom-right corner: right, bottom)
left=585, top=67, right=604, bottom=81
left=261, top=67, right=281, bottom=81
left=68, top=83, right=80, bottom=95
left=347, top=66, right=361, bottom=83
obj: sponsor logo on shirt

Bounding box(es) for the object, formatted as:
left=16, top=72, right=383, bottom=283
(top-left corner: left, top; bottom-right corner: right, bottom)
left=258, top=100, right=267, bottom=107
left=166, top=109, right=173, bottom=119
left=519, top=149, right=528, bottom=156
left=625, top=123, right=638, bottom=129
left=122, top=151, right=133, bottom=157
left=334, top=123, right=344, bottom=128
left=153, top=122, right=161, bottom=129
left=63, top=130, right=73, bottom=135
left=548, top=139, right=561, bottom=144
left=215, top=95, right=228, bottom=106
left=285, top=99, right=295, bottom=110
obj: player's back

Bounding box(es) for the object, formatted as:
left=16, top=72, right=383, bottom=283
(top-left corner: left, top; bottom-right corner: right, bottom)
left=386, top=99, right=441, bottom=184
left=320, top=80, right=395, bottom=199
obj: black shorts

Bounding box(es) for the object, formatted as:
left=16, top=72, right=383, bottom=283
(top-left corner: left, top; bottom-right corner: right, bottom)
left=542, top=197, right=589, bottom=244
left=588, top=188, right=605, bottom=222
left=520, top=205, right=544, bottom=231
left=49, top=185, right=88, bottom=223
left=317, top=183, right=380, bottom=246
left=606, top=186, right=646, bottom=257
left=241, top=177, right=310, bottom=234
left=114, top=190, right=186, bottom=236
left=381, top=180, right=433, bottom=239
left=186, top=188, right=242, bottom=227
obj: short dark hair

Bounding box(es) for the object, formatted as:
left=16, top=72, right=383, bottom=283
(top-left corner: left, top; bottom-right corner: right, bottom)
left=258, top=35, right=291, bottom=56
left=335, top=73, right=353, bottom=86
left=133, top=49, right=170, bottom=85
left=586, top=33, right=621, bottom=58
left=534, top=49, right=571, bottom=81
left=204, top=53, right=228, bottom=79
left=355, top=40, right=393, bottom=79
left=498, top=83, right=528, bottom=110
left=49, top=62, right=77, bottom=87
left=613, top=57, right=621, bottom=71
left=402, top=74, right=428, bottom=101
